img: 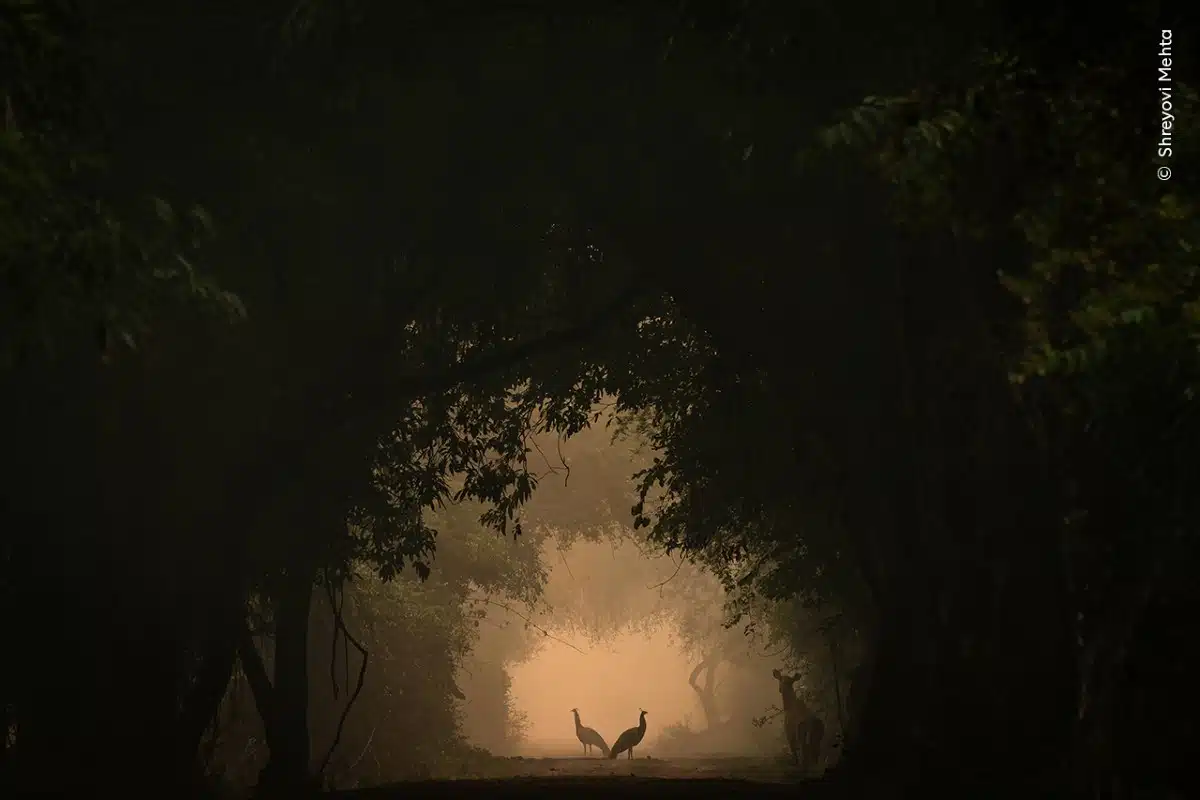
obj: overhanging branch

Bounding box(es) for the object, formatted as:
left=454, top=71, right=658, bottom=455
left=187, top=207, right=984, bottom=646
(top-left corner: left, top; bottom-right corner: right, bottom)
left=210, top=277, right=645, bottom=578
left=361, top=280, right=646, bottom=403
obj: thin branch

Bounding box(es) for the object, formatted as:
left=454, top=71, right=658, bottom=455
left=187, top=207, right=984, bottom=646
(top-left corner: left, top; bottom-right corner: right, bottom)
left=647, top=558, right=683, bottom=590
left=349, top=726, right=376, bottom=770
left=470, top=596, right=588, bottom=655
left=329, top=582, right=346, bottom=699
left=614, top=524, right=658, bottom=561
left=318, top=579, right=370, bottom=777
left=366, top=282, right=644, bottom=404
left=555, top=435, right=571, bottom=487
left=758, top=643, right=790, bottom=659
left=529, top=435, right=564, bottom=479
left=342, top=618, right=349, bottom=701
left=752, top=706, right=785, bottom=728
left=557, top=546, right=576, bottom=582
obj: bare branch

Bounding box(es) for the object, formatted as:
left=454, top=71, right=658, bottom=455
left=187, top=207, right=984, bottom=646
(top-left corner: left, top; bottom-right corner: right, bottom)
left=758, top=643, right=790, bottom=659
left=647, top=557, right=683, bottom=590
left=470, top=596, right=588, bottom=655
left=555, top=435, right=571, bottom=487
left=365, top=281, right=644, bottom=405
left=329, top=583, right=346, bottom=699
left=529, top=435, right=563, bottom=480
left=350, top=726, right=376, bottom=771
left=318, top=578, right=370, bottom=777
left=557, top=546, right=576, bottom=582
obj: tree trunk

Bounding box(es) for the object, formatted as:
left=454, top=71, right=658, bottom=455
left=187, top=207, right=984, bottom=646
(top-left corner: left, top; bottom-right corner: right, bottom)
left=826, top=226, right=1078, bottom=793
left=8, top=596, right=189, bottom=792
left=257, top=566, right=316, bottom=795
left=178, top=601, right=243, bottom=781
left=1071, top=547, right=1170, bottom=795
left=239, top=625, right=280, bottom=749
left=839, top=547, right=1075, bottom=792
left=839, top=347, right=1076, bottom=792
left=688, top=657, right=721, bottom=730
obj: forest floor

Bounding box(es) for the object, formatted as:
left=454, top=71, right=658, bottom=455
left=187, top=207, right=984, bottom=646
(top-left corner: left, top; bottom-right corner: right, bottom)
left=332, top=756, right=826, bottom=798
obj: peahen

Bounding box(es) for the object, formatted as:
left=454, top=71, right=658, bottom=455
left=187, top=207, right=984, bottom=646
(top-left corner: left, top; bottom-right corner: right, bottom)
left=571, top=708, right=610, bottom=757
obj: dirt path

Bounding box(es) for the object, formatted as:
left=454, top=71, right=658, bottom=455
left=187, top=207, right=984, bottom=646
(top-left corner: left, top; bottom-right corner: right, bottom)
left=332, top=756, right=823, bottom=798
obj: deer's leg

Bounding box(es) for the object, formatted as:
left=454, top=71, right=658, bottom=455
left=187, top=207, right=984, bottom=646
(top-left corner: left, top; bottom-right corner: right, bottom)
left=807, top=719, right=824, bottom=771
left=785, top=716, right=800, bottom=765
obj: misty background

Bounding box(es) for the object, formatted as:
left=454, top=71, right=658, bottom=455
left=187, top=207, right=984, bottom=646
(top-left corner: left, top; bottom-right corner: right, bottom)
left=201, top=414, right=852, bottom=787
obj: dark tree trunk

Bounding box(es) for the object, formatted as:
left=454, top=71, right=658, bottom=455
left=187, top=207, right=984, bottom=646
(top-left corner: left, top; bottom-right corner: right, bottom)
left=837, top=523, right=1075, bottom=793
left=255, top=566, right=316, bottom=795
left=271, top=569, right=315, bottom=789
left=834, top=232, right=1077, bottom=793
left=239, top=625, right=280, bottom=749
left=9, top=591, right=189, bottom=792
left=178, top=599, right=243, bottom=781
left=1071, top=549, right=1169, bottom=795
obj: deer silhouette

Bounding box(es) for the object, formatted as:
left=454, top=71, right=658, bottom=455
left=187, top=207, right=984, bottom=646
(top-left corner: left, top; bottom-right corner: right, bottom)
left=773, top=669, right=824, bottom=771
